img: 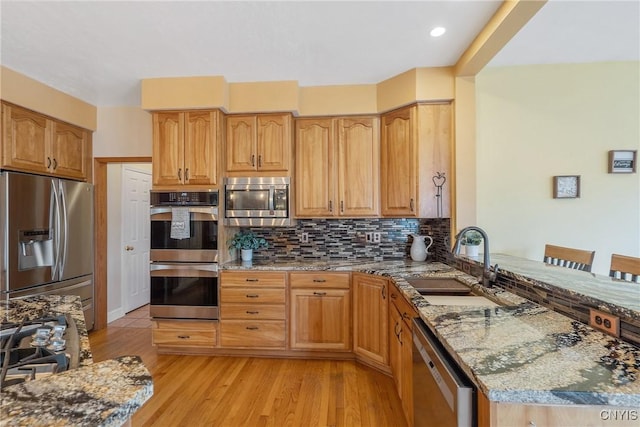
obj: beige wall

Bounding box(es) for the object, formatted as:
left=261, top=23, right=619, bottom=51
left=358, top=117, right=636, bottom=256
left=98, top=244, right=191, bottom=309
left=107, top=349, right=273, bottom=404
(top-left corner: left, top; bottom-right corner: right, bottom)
left=475, top=62, right=640, bottom=275
left=0, top=66, right=97, bottom=130
left=93, top=106, right=152, bottom=158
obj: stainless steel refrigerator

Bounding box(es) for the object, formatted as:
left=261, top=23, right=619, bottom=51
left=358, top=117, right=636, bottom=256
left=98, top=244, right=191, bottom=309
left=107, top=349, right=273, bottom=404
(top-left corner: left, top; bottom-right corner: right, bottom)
left=0, top=171, right=95, bottom=329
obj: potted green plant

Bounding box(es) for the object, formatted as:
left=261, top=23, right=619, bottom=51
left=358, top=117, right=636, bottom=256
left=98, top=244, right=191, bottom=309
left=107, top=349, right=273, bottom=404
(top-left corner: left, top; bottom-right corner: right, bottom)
left=228, top=230, right=268, bottom=262
left=461, top=231, right=482, bottom=257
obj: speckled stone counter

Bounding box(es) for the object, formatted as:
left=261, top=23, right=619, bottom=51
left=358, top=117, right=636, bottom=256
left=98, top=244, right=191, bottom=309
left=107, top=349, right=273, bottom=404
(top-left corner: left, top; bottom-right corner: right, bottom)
left=222, top=259, right=640, bottom=407
left=0, top=296, right=153, bottom=427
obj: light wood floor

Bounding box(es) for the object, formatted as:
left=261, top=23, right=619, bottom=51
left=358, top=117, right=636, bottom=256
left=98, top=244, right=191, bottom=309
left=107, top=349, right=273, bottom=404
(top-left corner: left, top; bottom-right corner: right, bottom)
left=89, top=306, right=407, bottom=427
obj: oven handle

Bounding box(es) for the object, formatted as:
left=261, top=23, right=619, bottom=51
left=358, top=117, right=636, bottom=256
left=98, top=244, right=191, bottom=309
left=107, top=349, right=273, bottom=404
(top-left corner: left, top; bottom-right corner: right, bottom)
left=150, top=263, right=219, bottom=276
left=268, top=186, right=275, bottom=211
left=150, top=206, right=218, bottom=216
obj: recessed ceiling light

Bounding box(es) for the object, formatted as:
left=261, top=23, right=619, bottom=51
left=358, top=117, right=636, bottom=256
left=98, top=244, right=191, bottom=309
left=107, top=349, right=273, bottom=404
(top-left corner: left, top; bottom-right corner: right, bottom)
left=430, top=27, right=446, bottom=37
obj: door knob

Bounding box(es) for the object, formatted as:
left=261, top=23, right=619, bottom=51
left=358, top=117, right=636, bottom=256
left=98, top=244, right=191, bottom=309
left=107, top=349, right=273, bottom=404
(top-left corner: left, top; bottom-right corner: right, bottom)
left=125, top=245, right=134, bottom=251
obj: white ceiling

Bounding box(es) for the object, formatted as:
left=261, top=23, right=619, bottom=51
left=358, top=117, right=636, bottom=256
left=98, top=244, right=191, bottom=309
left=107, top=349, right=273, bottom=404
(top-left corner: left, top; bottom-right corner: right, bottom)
left=1, top=1, right=638, bottom=107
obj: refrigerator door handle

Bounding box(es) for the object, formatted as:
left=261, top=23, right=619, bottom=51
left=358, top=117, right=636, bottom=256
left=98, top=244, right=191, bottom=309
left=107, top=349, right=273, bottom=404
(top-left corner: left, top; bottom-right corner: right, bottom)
left=59, top=181, right=68, bottom=278
left=51, top=180, right=61, bottom=280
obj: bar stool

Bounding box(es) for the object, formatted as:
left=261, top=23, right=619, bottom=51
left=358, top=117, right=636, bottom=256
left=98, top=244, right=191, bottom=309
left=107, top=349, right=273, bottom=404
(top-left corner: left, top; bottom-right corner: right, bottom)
left=610, top=254, right=640, bottom=283
left=543, top=244, right=595, bottom=272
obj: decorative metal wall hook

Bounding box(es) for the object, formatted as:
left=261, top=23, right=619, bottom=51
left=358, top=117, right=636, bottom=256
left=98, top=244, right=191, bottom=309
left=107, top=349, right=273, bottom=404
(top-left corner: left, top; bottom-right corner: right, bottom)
left=432, top=172, right=446, bottom=218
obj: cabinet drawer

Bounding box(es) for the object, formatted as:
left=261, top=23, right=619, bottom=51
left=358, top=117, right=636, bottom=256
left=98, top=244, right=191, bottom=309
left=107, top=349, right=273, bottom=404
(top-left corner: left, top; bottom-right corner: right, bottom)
left=152, top=327, right=217, bottom=348
left=221, top=303, right=285, bottom=320
left=390, top=283, right=418, bottom=322
left=220, top=320, right=286, bottom=348
left=221, top=287, right=285, bottom=304
left=289, top=272, right=350, bottom=289
left=222, top=271, right=286, bottom=287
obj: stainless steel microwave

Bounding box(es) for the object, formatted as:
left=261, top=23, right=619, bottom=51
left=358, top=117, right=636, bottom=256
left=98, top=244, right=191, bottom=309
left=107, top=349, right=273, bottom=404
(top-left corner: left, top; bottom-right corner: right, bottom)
left=224, top=177, right=293, bottom=226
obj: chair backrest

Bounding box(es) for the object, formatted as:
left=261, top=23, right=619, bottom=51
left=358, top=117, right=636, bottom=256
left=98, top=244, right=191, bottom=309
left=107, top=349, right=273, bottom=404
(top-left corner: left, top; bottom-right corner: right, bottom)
left=543, top=244, right=595, bottom=272
left=610, top=254, right=640, bottom=283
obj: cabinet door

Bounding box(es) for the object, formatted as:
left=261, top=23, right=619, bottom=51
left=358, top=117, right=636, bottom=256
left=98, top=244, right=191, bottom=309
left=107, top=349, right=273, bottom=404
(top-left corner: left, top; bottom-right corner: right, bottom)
left=380, top=106, right=417, bottom=216
left=353, top=273, right=389, bottom=366
left=2, top=104, right=49, bottom=174
left=50, top=121, right=88, bottom=180
left=336, top=117, right=379, bottom=216
left=153, top=112, right=184, bottom=186
left=184, top=110, right=218, bottom=185
left=295, top=118, right=335, bottom=217
left=226, top=115, right=257, bottom=172
left=289, top=288, right=351, bottom=351
left=399, top=317, right=413, bottom=427
left=257, top=114, right=291, bottom=172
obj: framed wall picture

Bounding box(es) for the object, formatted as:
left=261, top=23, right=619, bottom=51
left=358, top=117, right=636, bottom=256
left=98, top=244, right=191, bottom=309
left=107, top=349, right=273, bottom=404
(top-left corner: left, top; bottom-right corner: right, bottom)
left=553, top=175, right=580, bottom=199
left=608, top=150, right=637, bottom=173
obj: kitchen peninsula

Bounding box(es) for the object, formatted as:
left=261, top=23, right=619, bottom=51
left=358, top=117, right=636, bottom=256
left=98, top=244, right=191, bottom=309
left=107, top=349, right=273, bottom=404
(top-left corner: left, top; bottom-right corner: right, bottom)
left=218, top=259, right=640, bottom=425
left=0, top=295, right=153, bottom=426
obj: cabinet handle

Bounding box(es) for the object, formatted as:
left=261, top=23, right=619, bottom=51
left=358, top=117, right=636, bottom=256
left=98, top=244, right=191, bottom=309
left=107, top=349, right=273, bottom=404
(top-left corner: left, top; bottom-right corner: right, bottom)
left=185, top=168, right=189, bottom=181
left=52, top=158, right=57, bottom=170
left=258, top=155, right=262, bottom=168
left=246, top=326, right=259, bottom=330
left=245, top=294, right=259, bottom=298
left=177, top=335, right=190, bottom=339
left=329, top=200, right=333, bottom=212
left=178, top=168, right=182, bottom=181
left=313, top=291, right=327, bottom=296
left=402, top=312, right=411, bottom=320
left=246, top=311, right=259, bottom=315
left=251, top=154, right=255, bottom=167
left=47, top=157, right=52, bottom=169
left=340, top=200, right=344, bottom=213
left=245, top=278, right=259, bottom=282
left=381, top=285, right=386, bottom=300
left=410, top=198, right=415, bottom=212
left=312, top=279, right=326, bottom=283
left=391, top=293, right=398, bottom=300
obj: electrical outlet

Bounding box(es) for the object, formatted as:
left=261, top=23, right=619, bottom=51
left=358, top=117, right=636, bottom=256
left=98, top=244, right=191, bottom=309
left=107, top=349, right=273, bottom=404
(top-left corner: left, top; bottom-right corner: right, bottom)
left=372, top=232, right=381, bottom=243
left=300, top=232, right=309, bottom=243
left=365, top=232, right=373, bottom=243
left=589, top=308, right=620, bottom=337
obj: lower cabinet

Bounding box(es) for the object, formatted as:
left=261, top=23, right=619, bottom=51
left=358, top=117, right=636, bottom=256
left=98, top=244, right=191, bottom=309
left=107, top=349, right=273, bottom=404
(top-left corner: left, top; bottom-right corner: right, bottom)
left=289, top=272, right=351, bottom=351
left=353, top=273, right=389, bottom=369
left=219, top=271, right=287, bottom=349
left=389, top=284, right=417, bottom=427
left=152, top=319, right=218, bottom=349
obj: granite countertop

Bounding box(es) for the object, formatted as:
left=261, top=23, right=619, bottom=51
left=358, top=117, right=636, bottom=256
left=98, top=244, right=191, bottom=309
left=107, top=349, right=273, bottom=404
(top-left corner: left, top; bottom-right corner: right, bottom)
left=222, top=259, right=640, bottom=407
left=0, top=295, right=153, bottom=427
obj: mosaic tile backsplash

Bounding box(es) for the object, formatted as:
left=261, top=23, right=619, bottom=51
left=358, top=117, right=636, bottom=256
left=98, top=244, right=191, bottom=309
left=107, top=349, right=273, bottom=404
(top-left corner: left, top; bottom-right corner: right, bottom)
left=243, top=218, right=451, bottom=262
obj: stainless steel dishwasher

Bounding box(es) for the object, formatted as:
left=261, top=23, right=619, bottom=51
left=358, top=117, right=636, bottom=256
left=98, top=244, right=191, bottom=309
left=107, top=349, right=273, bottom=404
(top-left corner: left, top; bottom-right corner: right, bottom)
left=412, top=318, right=476, bottom=427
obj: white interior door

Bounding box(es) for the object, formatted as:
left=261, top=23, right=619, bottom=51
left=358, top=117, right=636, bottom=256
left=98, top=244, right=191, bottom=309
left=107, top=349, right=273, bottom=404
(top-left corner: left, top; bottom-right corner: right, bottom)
left=121, top=166, right=151, bottom=313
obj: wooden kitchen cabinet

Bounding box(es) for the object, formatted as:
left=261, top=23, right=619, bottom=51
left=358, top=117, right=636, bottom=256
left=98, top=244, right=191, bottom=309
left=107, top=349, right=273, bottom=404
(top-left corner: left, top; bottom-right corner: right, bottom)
left=289, top=272, right=351, bottom=351
left=380, top=103, right=451, bottom=218
left=353, top=273, right=389, bottom=370
left=219, top=271, right=287, bottom=349
left=225, top=113, right=292, bottom=175
left=389, top=283, right=417, bottom=427
left=152, top=110, right=221, bottom=188
left=295, top=116, right=379, bottom=217
left=2, top=102, right=91, bottom=181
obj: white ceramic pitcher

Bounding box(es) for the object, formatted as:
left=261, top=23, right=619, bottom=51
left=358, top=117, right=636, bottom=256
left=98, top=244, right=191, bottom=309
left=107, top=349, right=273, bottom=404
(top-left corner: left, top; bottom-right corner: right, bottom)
left=410, top=234, right=433, bottom=261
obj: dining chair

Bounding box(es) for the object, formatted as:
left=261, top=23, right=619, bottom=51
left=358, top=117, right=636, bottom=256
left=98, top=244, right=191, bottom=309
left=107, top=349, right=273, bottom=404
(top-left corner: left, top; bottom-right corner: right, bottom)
left=609, top=254, right=640, bottom=283
left=543, top=244, right=595, bottom=272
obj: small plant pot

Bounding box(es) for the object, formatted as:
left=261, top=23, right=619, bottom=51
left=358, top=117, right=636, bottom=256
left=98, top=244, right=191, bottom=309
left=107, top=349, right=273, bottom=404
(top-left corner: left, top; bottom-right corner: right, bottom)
left=464, top=244, right=480, bottom=257
left=241, top=249, right=253, bottom=262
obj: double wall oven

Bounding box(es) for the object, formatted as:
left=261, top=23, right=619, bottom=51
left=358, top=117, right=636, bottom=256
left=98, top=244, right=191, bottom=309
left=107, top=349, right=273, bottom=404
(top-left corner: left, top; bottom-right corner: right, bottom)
left=149, top=190, right=219, bottom=320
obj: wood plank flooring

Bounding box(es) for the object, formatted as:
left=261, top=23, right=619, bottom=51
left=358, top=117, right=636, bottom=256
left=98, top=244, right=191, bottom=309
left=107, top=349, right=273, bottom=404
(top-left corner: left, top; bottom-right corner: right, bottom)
left=89, top=306, right=407, bottom=427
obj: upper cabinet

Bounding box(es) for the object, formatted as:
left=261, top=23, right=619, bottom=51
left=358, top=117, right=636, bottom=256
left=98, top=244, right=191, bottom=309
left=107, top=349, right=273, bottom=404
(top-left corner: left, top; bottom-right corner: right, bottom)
left=380, top=103, right=451, bottom=218
left=295, top=116, right=379, bottom=218
left=1, top=103, right=91, bottom=181
left=225, top=113, right=292, bottom=176
left=152, top=110, right=221, bottom=188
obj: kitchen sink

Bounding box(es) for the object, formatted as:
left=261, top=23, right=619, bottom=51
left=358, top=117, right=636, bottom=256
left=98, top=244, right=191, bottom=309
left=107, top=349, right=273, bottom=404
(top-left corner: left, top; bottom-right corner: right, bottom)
left=406, top=277, right=474, bottom=296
